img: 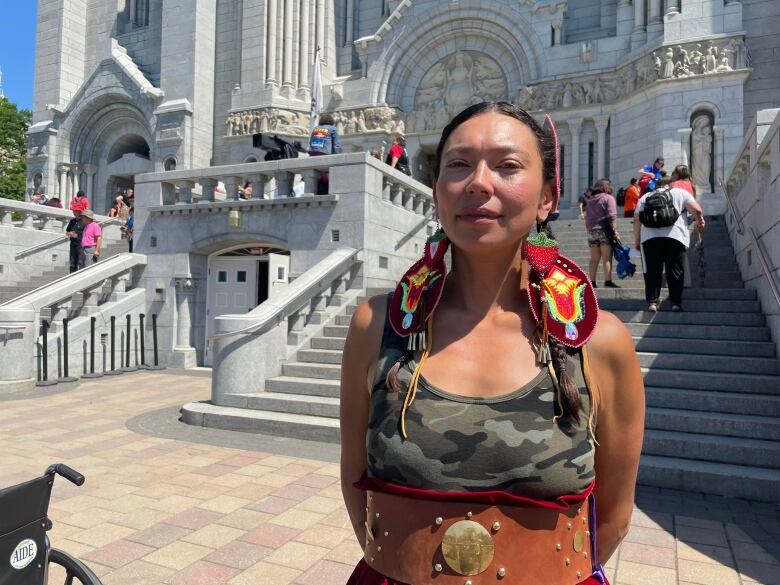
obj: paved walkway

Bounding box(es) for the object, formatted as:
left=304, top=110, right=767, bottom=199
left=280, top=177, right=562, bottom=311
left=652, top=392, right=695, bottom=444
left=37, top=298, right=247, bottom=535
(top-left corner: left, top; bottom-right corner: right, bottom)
left=1, top=371, right=778, bottom=585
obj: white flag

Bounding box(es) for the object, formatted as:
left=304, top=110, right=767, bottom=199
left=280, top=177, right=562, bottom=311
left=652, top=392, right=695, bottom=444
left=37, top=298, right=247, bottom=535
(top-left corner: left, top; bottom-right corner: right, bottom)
left=309, top=48, right=323, bottom=134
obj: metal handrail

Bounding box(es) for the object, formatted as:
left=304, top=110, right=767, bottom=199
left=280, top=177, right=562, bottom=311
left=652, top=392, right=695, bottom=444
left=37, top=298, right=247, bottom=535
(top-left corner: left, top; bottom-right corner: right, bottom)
left=209, top=248, right=360, bottom=340
left=718, top=177, right=780, bottom=312
left=15, top=217, right=123, bottom=260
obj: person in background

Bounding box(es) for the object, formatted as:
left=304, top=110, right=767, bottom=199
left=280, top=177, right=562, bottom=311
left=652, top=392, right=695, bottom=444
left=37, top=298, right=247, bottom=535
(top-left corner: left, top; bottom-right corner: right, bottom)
left=79, top=209, right=102, bottom=265
left=31, top=192, right=47, bottom=205
left=585, top=178, right=620, bottom=288
left=124, top=207, right=134, bottom=253
left=109, top=195, right=129, bottom=221
left=671, top=164, right=696, bottom=198
left=308, top=114, right=342, bottom=194
left=123, top=188, right=135, bottom=208
left=238, top=181, right=253, bottom=199
left=45, top=197, right=63, bottom=209
left=634, top=176, right=706, bottom=312
left=385, top=135, right=411, bottom=175
left=70, top=190, right=90, bottom=213
left=578, top=186, right=593, bottom=220
left=65, top=209, right=85, bottom=273
left=370, top=147, right=382, bottom=160
left=623, top=177, right=640, bottom=218
left=637, top=157, right=664, bottom=195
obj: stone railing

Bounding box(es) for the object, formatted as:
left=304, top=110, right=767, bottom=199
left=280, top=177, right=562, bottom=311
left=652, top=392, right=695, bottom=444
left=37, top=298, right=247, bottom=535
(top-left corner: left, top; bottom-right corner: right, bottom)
left=724, top=108, right=780, bottom=352
left=0, top=253, right=148, bottom=391
left=136, top=152, right=432, bottom=215
left=211, top=247, right=361, bottom=404
left=0, top=198, right=115, bottom=231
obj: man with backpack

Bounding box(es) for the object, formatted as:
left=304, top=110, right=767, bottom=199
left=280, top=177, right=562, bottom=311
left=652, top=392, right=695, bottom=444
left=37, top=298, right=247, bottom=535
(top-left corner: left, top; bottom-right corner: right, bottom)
left=634, top=176, right=705, bottom=312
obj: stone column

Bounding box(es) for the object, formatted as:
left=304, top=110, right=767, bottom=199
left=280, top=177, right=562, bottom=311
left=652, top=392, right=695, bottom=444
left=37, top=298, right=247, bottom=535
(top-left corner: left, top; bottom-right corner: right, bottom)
left=649, top=0, right=662, bottom=24
left=84, top=165, right=97, bottom=200
left=222, top=176, right=242, bottom=201
left=174, top=278, right=199, bottom=349
left=58, top=165, right=68, bottom=202
left=594, top=116, right=610, bottom=179
left=665, top=0, right=680, bottom=16
left=248, top=173, right=268, bottom=199
left=199, top=178, right=218, bottom=203
left=316, top=0, right=325, bottom=59
left=567, top=119, right=583, bottom=206
left=298, top=0, right=311, bottom=90
left=282, top=0, right=294, bottom=90
left=176, top=180, right=195, bottom=204
left=631, top=0, right=647, bottom=48
left=302, top=169, right=319, bottom=194
left=266, top=0, right=278, bottom=85
left=678, top=128, right=692, bottom=166
left=345, top=0, right=354, bottom=46
left=714, top=126, right=726, bottom=189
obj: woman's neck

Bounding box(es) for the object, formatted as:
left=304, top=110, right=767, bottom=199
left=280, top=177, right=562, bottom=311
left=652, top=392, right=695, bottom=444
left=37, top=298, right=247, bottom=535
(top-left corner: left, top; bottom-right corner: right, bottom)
left=444, top=242, right=528, bottom=316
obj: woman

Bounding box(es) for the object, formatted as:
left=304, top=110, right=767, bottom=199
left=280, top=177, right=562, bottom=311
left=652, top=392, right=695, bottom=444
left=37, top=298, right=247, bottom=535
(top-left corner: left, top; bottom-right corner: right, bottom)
left=341, top=102, right=644, bottom=585
left=109, top=195, right=129, bottom=222
left=585, top=179, right=620, bottom=288
left=238, top=181, right=253, bottom=199
left=671, top=164, right=696, bottom=198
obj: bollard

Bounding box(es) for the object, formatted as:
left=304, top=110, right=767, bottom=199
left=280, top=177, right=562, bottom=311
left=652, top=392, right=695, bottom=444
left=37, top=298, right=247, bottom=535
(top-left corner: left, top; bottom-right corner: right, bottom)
left=105, top=315, right=121, bottom=376
left=59, top=318, right=78, bottom=383
left=122, top=314, right=137, bottom=372
left=36, top=319, right=57, bottom=387
left=82, top=317, right=102, bottom=378
left=147, top=313, right=164, bottom=370
left=139, top=313, right=147, bottom=368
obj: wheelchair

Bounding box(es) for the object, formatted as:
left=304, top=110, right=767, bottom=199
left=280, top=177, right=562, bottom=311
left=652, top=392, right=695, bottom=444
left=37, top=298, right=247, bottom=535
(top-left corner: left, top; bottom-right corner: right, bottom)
left=0, top=464, right=102, bottom=584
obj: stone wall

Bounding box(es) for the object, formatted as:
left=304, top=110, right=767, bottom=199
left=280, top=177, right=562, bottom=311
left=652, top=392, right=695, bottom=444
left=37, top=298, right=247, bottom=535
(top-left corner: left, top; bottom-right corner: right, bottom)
left=742, top=0, right=780, bottom=129
left=725, top=108, right=780, bottom=352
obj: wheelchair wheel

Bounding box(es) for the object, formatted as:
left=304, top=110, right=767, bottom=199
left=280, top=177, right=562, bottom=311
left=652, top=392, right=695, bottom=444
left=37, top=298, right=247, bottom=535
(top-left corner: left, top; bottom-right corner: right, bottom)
left=48, top=549, right=102, bottom=585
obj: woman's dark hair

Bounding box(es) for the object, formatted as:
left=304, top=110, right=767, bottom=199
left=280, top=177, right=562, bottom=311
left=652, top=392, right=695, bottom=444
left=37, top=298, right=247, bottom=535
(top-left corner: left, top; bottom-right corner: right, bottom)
left=673, top=164, right=691, bottom=181
left=76, top=190, right=85, bottom=198
left=319, top=113, right=335, bottom=126
left=630, top=177, right=638, bottom=185
left=391, top=101, right=586, bottom=426
left=591, top=178, right=612, bottom=195
left=433, top=102, right=556, bottom=188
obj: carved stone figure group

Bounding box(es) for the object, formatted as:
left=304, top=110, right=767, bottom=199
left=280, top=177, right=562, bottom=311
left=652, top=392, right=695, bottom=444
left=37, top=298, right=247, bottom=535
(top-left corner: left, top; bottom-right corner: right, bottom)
left=515, top=36, right=747, bottom=111
left=332, top=106, right=405, bottom=136
left=226, top=108, right=309, bottom=137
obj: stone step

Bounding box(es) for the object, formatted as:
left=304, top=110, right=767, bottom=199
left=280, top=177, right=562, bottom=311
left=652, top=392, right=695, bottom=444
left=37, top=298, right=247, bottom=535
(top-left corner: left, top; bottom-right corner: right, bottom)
left=626, top=322, right=770, bottom=340
left=634, top=337, right=775, bottom=358
left=265, top=376, right=340, bottom=398
left=645, top=387, right=780, bottom=417
left=612, top=311, right=763, bottom=326
left=596, top=288, right=755, bottom=301
left=311, top=336, right=347, bottom=351
left=638, top=351, right=780, bottom=375
left=637, top=454, right=780, bottom=502
left=297, top=348, right=344, bottom=365
left=222, top=392, right=340, bottom=418
left=641, top=367, right=780, bottom=395
left=646, top=407, right=780, bottom=441
left=180, top=401, right=339, bottom=442
left=600, top=298, right=760, bottom=313
left=643, top=430, right=780, bottom=469
left=282, top=362, right=341, bottom=380
left=323, top=324, right=350, bottom=338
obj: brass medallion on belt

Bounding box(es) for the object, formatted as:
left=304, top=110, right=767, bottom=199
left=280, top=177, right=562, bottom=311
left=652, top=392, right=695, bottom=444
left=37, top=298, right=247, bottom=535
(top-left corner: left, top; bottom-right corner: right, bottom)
left=441, top=520, right=495, bottom=576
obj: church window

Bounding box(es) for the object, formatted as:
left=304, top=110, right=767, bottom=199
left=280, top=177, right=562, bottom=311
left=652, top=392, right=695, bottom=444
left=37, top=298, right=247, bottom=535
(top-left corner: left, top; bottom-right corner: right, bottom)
left=135, top=0, right=149, bottom=28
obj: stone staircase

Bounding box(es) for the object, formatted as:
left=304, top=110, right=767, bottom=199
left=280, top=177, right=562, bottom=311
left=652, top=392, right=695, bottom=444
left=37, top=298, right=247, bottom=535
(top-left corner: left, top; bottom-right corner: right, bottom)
left=208, top=216, right=780, bottom=501
left=0, top=239, right=128, bottom=304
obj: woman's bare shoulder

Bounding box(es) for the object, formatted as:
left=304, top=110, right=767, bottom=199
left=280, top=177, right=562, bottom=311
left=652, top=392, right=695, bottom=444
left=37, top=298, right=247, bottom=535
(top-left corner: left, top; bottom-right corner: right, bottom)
left=342, top=294, right=390, bottom=386
left=587, top=310, right=643, bottom=406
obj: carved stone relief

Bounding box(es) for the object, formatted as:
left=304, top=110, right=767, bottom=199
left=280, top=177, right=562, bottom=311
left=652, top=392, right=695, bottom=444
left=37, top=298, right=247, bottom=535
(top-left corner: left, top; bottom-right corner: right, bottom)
left=515, top=36, right=747, bottom=112
left=225, top=108, right=309, bottom=137
left=691, top=112, right=714, bottom=194
left=408, top=52, right=508, bottom=133
left=26, top=134, right=49, bottom=159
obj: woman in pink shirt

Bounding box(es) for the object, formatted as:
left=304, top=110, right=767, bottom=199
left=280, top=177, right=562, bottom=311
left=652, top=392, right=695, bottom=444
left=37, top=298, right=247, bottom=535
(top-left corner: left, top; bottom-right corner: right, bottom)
left=671, top=164, right=696, bottom=198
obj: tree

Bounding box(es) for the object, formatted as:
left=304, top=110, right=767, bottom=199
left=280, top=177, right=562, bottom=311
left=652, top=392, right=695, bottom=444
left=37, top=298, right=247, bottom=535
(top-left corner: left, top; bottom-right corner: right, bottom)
left=0, top=97, right=33, bottom=201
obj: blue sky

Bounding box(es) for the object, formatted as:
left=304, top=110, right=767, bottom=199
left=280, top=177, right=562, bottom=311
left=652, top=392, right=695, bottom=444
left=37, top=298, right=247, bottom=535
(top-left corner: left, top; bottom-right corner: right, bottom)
left=0, top=2, right=37, bottom=110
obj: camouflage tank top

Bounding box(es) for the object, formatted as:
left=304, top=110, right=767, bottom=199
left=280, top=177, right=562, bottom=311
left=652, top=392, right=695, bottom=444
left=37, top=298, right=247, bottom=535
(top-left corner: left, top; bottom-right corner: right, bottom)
left=367, top=312, right=596, bottom=501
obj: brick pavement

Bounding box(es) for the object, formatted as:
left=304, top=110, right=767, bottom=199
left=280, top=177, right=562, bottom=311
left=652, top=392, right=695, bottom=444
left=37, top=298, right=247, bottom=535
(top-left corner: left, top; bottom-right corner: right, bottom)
left=0, top=371, right=778, bottom=585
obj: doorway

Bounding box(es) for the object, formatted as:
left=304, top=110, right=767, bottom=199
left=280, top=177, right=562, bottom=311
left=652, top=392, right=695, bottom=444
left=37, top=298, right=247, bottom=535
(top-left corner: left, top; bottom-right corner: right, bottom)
left=204, top=246, right=290, bottom=365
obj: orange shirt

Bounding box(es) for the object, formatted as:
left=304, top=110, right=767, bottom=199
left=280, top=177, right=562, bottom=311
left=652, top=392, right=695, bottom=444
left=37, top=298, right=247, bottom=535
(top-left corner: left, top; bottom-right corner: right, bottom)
left=624, top=185, right=640, bottom=212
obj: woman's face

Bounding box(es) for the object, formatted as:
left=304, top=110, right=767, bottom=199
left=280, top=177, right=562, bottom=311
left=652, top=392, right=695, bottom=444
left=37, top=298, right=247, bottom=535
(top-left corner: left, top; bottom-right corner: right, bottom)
left=434, top=112, right=553, bottom=255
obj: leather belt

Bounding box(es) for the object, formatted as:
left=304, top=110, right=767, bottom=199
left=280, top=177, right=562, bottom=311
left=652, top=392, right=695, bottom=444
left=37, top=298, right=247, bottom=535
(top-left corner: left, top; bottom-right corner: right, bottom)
left=364, top=490, right=594, bottom=585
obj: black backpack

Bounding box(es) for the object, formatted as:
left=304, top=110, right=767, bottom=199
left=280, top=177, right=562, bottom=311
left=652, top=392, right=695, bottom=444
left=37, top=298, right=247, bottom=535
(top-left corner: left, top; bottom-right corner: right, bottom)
left=385, top=147, right=411, bottom=176
left=639, top=188, right=679, bottom=228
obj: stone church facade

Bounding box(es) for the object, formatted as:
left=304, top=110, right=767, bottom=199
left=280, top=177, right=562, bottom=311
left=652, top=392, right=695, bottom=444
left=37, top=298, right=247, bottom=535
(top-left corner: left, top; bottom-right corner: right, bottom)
left=27, top=0, right=778, bottom=214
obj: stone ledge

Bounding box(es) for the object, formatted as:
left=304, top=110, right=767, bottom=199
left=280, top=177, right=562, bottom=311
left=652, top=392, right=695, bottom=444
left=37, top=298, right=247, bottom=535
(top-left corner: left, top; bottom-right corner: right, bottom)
left=148, top=194, right=339, bottom=215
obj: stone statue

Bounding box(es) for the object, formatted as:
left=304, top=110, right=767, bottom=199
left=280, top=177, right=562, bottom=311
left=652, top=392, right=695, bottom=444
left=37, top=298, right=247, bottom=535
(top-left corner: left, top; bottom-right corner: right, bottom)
left=357, top=110, right=368, bottom=133
left=717, top=55, right=732, bottom=72
left=345, top=111, right=357, bottom=134
left=444, top=52, right=475, bottom=116
left=661, top=47, right=675, bottom=79
left=691, top=114, right=713, bottom=193
left=705, top=42, right=717, bottom=73
left=562, top=83, right=574, bottom=108
left=689, top=44, right=705, bottom=74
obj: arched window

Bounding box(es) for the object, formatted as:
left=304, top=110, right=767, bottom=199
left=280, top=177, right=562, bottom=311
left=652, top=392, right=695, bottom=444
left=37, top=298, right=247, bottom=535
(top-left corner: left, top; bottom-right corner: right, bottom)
left=164, top=157, right=177, bottom=171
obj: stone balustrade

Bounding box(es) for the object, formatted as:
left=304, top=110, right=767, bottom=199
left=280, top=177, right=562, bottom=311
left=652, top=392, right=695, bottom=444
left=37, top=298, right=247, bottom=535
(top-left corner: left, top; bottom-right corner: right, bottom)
left=0, top=198, right=114, bottom=231
left=0, top=252, right=148, bottom=391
